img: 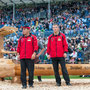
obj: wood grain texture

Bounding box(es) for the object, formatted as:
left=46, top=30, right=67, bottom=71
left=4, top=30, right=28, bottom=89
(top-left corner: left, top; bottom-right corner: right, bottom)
left=0, top=59, right=90, bottom=77
left=0, top=58, right=15, bottom=78
left=0, top=36, right=4, bottom=58
left=15, top=64, right=90, bottom=76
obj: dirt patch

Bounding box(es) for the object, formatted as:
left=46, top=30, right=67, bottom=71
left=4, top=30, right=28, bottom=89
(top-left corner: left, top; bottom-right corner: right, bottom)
left=0, top=79, right=90, bottom=90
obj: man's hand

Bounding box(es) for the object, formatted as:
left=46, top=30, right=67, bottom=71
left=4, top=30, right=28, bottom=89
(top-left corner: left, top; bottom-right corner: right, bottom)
left=47, top=55, right=51, bottom=60
left=17, top=53, right=20, bottom=61
left=36, top=55, right=39, bottom=58
left=16, top=53, right=20, bottom=63
left=17, top=55, right=20, bottom=60
left=31, top=52, right=36, bottom=60
left=63, top=53, right=67, bottom=58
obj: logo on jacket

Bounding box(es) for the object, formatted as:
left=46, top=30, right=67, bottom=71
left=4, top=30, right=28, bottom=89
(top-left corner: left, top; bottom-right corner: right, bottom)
left=58, top=38, right=61, bottom=41
left=28, top=38, right=31, bottom=41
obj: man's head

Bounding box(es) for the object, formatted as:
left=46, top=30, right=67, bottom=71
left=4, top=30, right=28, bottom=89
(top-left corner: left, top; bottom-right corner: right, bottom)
left=52, top=23, right=60, bottom=35
left=22, top=26, right=30, bottom=36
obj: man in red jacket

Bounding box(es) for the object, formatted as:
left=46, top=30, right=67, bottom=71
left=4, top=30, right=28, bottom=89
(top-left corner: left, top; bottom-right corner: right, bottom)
left=47, top=24, right=71, bottom=86
left=17, top=26, right=38, bottom=89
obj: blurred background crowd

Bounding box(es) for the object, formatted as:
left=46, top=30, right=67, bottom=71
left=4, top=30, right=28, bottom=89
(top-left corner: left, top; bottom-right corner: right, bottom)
left=0, top=0, right=90, bottom=64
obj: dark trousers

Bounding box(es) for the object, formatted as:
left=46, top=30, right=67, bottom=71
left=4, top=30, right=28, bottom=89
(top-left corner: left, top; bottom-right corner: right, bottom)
left=52, top=57, right=70, bottom=84
left=37, top=76, right=41, bottom=81
left=20, top=59, right=34, bottom=86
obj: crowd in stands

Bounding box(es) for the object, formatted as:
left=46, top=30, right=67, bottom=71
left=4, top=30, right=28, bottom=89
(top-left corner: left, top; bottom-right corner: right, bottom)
left=0, top=0, right=90, bottom=64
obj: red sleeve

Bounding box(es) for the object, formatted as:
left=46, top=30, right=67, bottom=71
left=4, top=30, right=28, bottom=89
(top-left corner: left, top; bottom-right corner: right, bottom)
left=47, top=36, right=51, bottom=55
left=63, top=34, right=68, bottom=53
left=33, top=36, right=38, bottom=53
left=17, top=38, right=21, bottom=54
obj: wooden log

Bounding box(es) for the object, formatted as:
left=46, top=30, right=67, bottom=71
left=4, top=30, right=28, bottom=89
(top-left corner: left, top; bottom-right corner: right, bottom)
left=0, top=36, right=4, bottom=58
left=0, top=26, right=18, bottom=58
left=1, top=59, right=90, bottom=78
left=0, top=26, right=18, bottom=36
left=1, top=49, right=17, bottom=54
left=15, top=64, right=90, bottom=76
left=0, top=58, right=15, bottom=78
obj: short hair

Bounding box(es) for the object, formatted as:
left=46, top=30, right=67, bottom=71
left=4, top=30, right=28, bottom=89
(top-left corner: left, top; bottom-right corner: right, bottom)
left=53, top=23, right=60, bottom=30
left=53, top=23, right=59, bottom=26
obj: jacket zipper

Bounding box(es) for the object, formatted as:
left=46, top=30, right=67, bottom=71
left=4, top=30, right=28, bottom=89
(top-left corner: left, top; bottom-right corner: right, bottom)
left=55, top=36, right=57, bottom=57
left=25, top=38, right=27, bottom=58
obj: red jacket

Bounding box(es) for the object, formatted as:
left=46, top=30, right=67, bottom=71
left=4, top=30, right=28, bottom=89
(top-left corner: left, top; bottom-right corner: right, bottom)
left=17, top=34, right=38, bottom=59
left=47, top=32, right=68, bottom=58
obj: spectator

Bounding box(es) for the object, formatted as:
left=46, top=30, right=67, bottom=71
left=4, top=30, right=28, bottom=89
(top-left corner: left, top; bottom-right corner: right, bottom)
left=77, top=48, right=84, bottom=64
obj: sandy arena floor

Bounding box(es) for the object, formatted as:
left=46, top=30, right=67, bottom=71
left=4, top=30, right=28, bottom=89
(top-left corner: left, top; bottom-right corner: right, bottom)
left=0, top=79, right=90, bottom=90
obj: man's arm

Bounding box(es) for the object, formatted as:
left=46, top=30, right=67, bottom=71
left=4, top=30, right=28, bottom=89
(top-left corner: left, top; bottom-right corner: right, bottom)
left=16, top=39, right=21, bottom=60
left=62, top=34, right=68, bottom=58
left=47, top=37, right=51, bottom=59
left=36, top=42, right=45, bottom=57
left=63, top=34, right=68, bottom=53
left=31, top=36, right=38, bottom=59
left=33, top=36, right=38, bottom=53
left=17, top=39, right=20, bottom=54
left=47, top=37, right=50, bottom=55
